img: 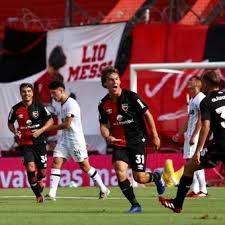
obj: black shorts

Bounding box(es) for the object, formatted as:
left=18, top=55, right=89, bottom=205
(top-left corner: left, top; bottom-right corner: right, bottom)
left=112, top=142, right=147, bottom=172
left=200, top=142, right=225, bottom=168
left=20, top=144, right=48, bottom=169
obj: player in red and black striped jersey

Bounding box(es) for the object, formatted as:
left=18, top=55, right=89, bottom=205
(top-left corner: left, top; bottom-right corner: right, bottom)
left=8, top=83, right=53, bottom=203
left=98, top=66, right=164, bottom=213
left=159, top=70, right=225, bottom=213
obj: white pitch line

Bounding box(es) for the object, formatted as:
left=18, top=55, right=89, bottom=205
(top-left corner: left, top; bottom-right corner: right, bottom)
left=0, top=195, right=221, bottom=200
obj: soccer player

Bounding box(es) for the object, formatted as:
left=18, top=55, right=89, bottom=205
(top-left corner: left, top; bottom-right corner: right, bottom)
left=8, top=83, right=53, bottom=203
left=45, top=81, right=109, bottom=200
left=159, top=70, right=225, bottom=213
left=173, top=76, right=208, bottom=197
left=98, top=66, right=165, bottom=213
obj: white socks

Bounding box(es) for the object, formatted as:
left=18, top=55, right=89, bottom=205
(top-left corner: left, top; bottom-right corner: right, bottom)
left=49, top=168, right=61, bottom=197
left=87, top=167, right=107, bottom=193
left=191, top=169, right=207, bottom=194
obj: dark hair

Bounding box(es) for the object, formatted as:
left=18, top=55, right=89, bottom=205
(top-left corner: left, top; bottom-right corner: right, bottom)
left=48, top=46, right=66, bottom=70
left=48, top=80, right=65, bottom=90
left=19, top=83, right=33, bottom=92
left=201, top=70, right=220, bottom=87
left=101, top=66, right=119, bottom=88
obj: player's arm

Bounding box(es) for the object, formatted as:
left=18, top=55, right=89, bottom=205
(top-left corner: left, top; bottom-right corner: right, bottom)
left=144, top=109, right=160, bottom=150
left=8, top=122, right=21, bottom=139
left=193, top=120, right=210, bottom=163
left=100, top=123, right=122, bottom=144
left=47, top=116, right=73, bottom=131
left=172, top=121, right=188, bottom=142
left=32, top=117, right=54, bottom=138
left=189, top=112, right=202, bottom=145
left=8, top=107, right=21, bottom=139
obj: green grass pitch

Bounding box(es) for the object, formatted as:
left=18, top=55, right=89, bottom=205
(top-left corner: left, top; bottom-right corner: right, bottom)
left=0, top=186, right=224, bottom=225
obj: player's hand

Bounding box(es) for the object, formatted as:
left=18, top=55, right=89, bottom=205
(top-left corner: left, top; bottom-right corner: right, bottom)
left=152, top=136, right=160, bottom=151
left=172, top=133, right=179, bottom=142
left=15, top=130, right=22, bottom=139
left=192, top=151, right=201, bottom=165
left=106, top=136, right=122, bottom=145
left=189, top=136, right=195, bottom=145
left=32, top=129, right=42, bottom=138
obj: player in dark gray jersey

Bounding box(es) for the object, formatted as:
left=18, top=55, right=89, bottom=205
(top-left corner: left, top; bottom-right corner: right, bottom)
left=159, top=70, right=225, bottom=213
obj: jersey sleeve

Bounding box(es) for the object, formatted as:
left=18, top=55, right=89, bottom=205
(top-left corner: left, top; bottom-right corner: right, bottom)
left=196, top=93, right=205, bottom=110
left=200, top=97, right=211, bottom=121
left=8, top=107, right=16, bottom=124
left=40, top=103, right=52, bottom=120
left=98, top=102, right=108, bottom=124
left=66, top=100, right=78, bottom=118
left=131, top=92, right=149, bottom=115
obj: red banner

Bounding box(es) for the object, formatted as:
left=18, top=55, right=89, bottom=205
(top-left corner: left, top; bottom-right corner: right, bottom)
left=0, top=155, right=222, bottom=188
left=121, top=24, right=209, bottom=151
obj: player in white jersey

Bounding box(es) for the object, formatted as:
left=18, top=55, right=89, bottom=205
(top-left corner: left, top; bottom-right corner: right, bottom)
left=173, top=76, right=208, bottom=197
left=45, top=81, right=110, bottom=200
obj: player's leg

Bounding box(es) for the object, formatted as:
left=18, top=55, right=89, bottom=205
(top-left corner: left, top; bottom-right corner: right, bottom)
left=21, top=146, right=44, bottom=202
left=34, top=144, right=48, bottom=194
left=195, top=169, right=208, bottom=196
left=46, top=144, right=68, bottom=200
left=130, top=142, right=165, bottom=195
left=159, top=144, right=218, bottom=213
left=159, top=158, right=199, bottom=213
left=186, top=172, right=199, bottom=197
left=113, top=147, right=142, bottom=213
left=78, top=158, right=110, bottom=199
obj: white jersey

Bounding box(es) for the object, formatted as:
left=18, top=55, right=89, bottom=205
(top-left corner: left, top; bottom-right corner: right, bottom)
left=186, top=92, right=205, bottom=137
left=184, top=92, right=205, bottom=159
left=54, top=97, right=88, bottom=162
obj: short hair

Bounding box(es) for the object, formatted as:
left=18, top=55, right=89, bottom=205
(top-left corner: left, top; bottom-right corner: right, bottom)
left=19, top=83, right=33, bottom=92
left=48, top=80, right=65, bottom=90
left=101, top=66, right=119, bottom=88
left=201, top=70, right=220, bottom=87
left=48, top=46, right=66, bottom=70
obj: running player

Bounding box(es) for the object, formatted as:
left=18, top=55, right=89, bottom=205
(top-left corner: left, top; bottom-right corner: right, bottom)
left=98, top=66, right=165, bottom=213
left=8, top=83, right=53, bottom=203
left=160, top=70, right=225, bottom=213
left=45, top=81, right=109, bottom=200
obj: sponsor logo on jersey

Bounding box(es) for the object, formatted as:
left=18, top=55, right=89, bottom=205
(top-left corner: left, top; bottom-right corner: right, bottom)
left=26, top=120, right=32, bottom=126
left=116, top=114, right=123, bottom=122
left=32, top=111, right=39, bottom=118
left=121, top=103, right=128, bottom=112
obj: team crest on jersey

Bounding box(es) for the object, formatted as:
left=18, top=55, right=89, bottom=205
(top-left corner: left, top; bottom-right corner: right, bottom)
left=32, top=111, right=39, bottom=118
left=121, top=103, right=128, bottom=112
left=106, top=108, right=112, bottom=114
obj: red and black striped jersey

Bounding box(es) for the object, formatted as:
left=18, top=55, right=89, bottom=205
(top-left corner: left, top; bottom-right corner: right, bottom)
left=8, top=100, right=52, bottom=146
left=98, top=89, right=148, bottom=146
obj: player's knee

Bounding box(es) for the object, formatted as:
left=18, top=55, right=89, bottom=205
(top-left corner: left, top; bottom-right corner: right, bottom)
left=133, top=174, right=145, bottom=184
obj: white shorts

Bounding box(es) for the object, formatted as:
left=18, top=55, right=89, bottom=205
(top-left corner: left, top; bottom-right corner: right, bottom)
left=53, top=143, right=88, bottom=162
left=183, top=133, right=199, bottom=159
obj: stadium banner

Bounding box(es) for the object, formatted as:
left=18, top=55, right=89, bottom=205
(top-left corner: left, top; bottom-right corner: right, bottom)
left=47, top=23, right=126, bottom=82
left=121, top=24, right=225, bottom=151
left=0, top=23, right=125, bottom=152
left=0, top=154, right=222, bottom=188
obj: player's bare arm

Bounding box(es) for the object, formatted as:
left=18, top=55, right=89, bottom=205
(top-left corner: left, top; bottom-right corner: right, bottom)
left=47, top=116, right=73, bottom=131
left=193, top=120, right=210, bottom=164
left=8, top=123, right=22, bottom=139
left=32, top=118, right=54, bottom=138
left=143, top=110, right=160, bottom=150
left=189, top=113, right=202, bottom=145
left=100, top=123, right=122, bottom=144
